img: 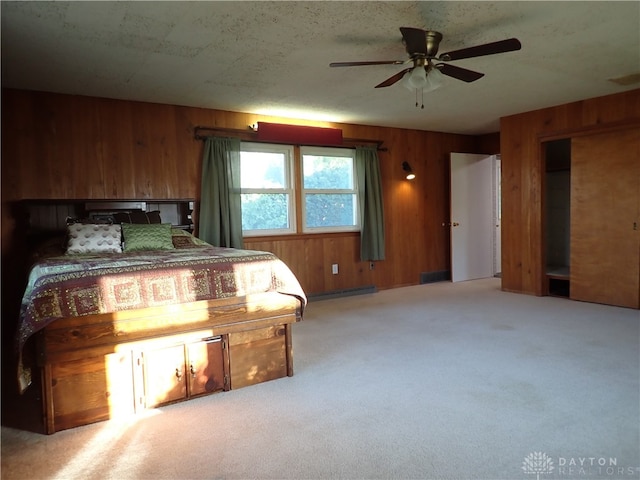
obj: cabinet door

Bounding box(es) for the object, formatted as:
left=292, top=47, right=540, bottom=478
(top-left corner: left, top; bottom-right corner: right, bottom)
left=571, top=127, right=640, bottom=308
left=46, top=351, right=135, bottom=433
left=143, top=344, right=187, bottom=407
left=229, top=325, right=288, bottom=389
left=187, top=337, right=227, bottom=397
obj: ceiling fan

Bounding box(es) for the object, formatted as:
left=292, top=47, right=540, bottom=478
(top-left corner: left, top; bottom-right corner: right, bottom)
left=330, top=27, right=521, bottom=90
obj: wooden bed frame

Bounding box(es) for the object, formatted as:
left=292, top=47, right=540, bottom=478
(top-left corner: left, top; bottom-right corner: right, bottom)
left=16, top=199, right=305, bottom=434
left=37, top=291, right=302, bottom=434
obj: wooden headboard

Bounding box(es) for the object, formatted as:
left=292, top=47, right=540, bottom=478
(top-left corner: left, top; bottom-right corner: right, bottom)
left=14, top=199, right=195, bottom=236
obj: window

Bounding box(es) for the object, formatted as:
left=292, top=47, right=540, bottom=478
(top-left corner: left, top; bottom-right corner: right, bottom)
left=239, top=143, right=359, bottom=236
left=240, top=143, right=295, bottom=236
left=300, top=146, right=358, bottom=233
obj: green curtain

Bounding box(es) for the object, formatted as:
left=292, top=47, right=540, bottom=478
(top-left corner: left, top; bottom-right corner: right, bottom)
left=199, top=136, right=244, bottom=248
left=356, top=146, right=385, bottom=261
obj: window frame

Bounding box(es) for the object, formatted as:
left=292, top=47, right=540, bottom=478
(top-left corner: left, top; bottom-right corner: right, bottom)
left=238, top=142, right=360, bottom=237
left=300, top=146, right=360, bottom=234
left=239, top=142, right=296, bottom=237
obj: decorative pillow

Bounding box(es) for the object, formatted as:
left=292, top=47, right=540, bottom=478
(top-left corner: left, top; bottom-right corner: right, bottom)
left=122, top=223, right=174, bottom=252
left=113, top=210, right=162, bottom=224
left=170, top=228, right=212, bottom=249
left=66, top=224, right=122, bottom=254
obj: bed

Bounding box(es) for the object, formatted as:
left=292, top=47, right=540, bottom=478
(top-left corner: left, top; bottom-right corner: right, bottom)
left=14, top=201, right=306, bottom=434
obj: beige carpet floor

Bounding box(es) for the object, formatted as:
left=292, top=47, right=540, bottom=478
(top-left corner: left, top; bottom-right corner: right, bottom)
left=2, top=278, right=639, bottom=480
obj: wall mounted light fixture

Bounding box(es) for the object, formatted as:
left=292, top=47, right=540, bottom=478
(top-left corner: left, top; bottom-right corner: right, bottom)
left=402, top=161, right=416, bottom=180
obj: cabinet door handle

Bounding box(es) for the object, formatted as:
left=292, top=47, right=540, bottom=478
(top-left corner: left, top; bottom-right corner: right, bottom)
left=190, top=364, right=197, bottom=378
left=175, top=368, right=183, bottom=381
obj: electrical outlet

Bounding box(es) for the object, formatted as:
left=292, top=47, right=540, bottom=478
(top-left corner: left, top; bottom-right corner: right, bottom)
left=332, top=264, right=338, bottom=275
left=369, top=261, right=375, bottom=270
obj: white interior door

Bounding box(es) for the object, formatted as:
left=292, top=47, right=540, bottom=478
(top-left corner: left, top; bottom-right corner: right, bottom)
left=450, top=153, right=495, bottom=282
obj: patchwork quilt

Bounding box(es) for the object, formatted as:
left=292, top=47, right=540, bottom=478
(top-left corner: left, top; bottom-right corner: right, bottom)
left=16, top=245, right=306, bottom=392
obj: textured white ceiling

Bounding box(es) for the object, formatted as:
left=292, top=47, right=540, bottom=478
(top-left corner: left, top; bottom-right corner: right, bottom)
left=2, top=1, right=639, bottom=134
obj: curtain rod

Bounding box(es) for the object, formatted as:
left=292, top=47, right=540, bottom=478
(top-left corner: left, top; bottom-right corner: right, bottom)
left=193, top=125, right=386, bottom=151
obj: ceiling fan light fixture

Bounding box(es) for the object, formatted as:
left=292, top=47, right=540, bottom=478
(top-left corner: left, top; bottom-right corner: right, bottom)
left=402, top=71, right=414, bottom=91
left=425, top=66, right=444, bottom=92
left=402, top=65, right=443, bottom=93
left=404, top=67, right=428, bottom=89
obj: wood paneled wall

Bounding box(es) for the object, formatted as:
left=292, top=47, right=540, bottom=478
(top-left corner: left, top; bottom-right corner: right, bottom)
left=1, top=88, right=490, bottom=301
left=500, top=88, right=640, bottom=296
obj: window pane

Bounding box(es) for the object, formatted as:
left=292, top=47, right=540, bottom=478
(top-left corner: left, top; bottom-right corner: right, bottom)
left=303, top=155, right=353, bottom=190
left=241, top=152, right=286, bottom=188
left=305, top=193, right=357, bottom=228
left=241, top=193, right=290, bottom=230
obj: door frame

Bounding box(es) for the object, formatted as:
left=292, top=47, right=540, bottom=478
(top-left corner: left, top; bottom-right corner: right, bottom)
left=538, top=121, right=640, bottom=298
left=449, top=153, right=501, bottom=282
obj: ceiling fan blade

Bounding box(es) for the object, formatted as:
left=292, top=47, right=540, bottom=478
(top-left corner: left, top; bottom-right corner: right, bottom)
left=375, top=68, right=412, bottom=88
left=436, top=63, right=484, bottom=83
left=400, top=27, right=427, bottom=56
left=439, top=38, right=521, bottom=61
left=330, top=60, right=405, bottom=67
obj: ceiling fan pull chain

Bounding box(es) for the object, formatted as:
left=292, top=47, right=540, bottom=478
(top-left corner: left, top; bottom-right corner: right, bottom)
left=421, top=88, right=425, bottom=109
left=415, top=88, right=419, bottom=108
